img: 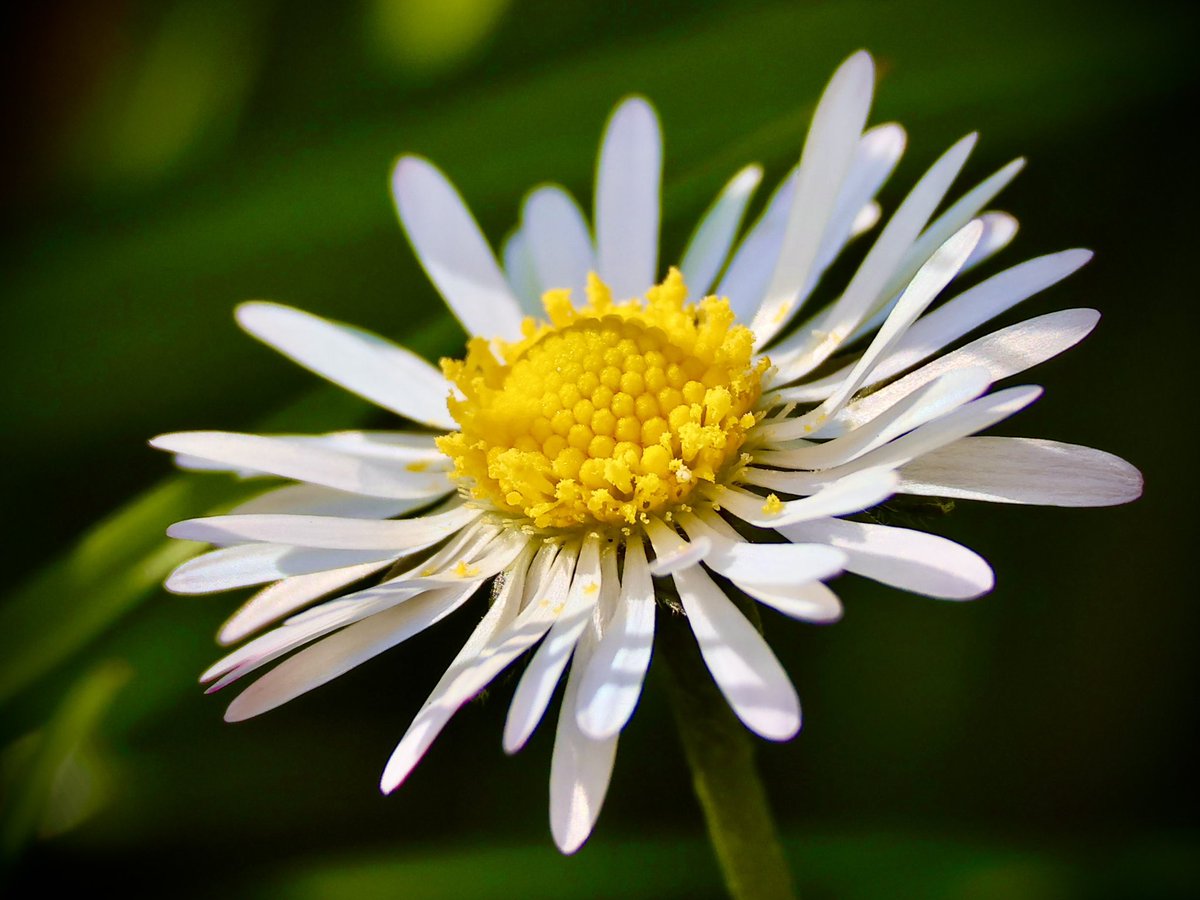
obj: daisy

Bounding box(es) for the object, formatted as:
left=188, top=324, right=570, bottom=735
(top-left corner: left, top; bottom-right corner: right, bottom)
left=152, top=50, right=1141, bottom=854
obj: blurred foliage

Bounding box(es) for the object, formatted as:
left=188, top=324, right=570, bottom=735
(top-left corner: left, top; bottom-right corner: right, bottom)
left=1, top=0, right=1196, bottom=897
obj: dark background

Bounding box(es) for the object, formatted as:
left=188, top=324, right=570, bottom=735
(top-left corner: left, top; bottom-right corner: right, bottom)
left=1, top=1, right=1196, bottom=897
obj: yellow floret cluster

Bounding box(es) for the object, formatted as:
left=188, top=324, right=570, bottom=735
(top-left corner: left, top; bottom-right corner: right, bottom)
left=437, top=269, right=767, bottom=529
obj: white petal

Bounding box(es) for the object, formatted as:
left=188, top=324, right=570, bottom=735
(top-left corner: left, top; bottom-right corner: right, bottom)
left=206, top=523, right=485, bottom=691
left=224, top=582, right=480, bottom=721
left=283, top=431, right=444, bottom=461
left=750, top=386, right=1043, bottom=495
left=391, top=155, right=524, bottom=340
left=849, top=201, right=882, bottom=237
left=643, top=517, right=712, bottom=576
left=181, top=431, right=446, bottom=481
left=899, top=437, right=1143, bottom=506
left=806, top=123, right=906, bottom=298
left=173, top=453, right=257, bottom=476
left=780, top=248, right=1091, bottom=405
left=150, top=431, right=454, bottom=500
left=834, top=310, right=1096, bottom=435
left=762, top=221, right=984, bottom=442
left=522, top=185, right=595, bottom=303
left=549, top=623, right=618, bottom=855
left=680, top=165, right=763, bottom=298
left=837, top=209, right=1020, bottom=351
left=235, top=303, right=455, bottom=429
left=376, top=542, right=537, bottom=787
left=218, top=561, right=392, bottom=646
left=380, top=543, right=560, bottom=792
left=166, top=543, right=400, bottom=594
left=964, top=211, right=1019, bottom=269
left=717, top=467, right=899, bottom=528
left=678, top=511, right=845, bottom=586
left=208, top=580, right=422, bottom=690
left=878, top=159, right=1025, bottom=308
left=750, top=51, right=875, bottom=345
left=502, top=229, right=544, bottom=316
left=575, top=535, right=655, bottom=741
left=718, top=165, right=800, bottom=320
left=771, top=133, right=978, bottom=377
left=756, top=366, right=992, bottom=471
left=737, top=580, right=844, bottom=623
left=230, top=483, right=439, bottom=519
left=203, top=526, right=497, bottom=687
left=504, top=536, right=604, bottom=753
left=780, top=517, right=993, bottom=600
left=673, top=564, right=801, bottom=740
left=168, top=504, right=480, bottom=550
left=595, top=97, right=662, bottom=300
left=385, top=530, right=530, bottom=589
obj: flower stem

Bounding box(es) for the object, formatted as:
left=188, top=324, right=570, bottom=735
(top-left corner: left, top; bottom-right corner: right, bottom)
left=659, top=605, right=797, bottom=900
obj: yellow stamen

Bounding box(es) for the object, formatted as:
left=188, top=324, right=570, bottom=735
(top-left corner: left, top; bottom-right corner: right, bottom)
left=438, top=269, right=766, bottom=529
left=761, top=494, right=784, bottom=515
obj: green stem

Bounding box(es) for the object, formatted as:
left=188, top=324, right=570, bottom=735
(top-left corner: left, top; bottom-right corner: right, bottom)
left=659, top=606, right=797, bottom=900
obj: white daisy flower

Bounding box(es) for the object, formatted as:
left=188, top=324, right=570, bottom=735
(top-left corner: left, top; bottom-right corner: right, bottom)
left=152, top=50, right=1141, bottom=853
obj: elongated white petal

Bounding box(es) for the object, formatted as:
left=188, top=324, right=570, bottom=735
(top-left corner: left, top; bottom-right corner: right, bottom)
left=282, top=431, right=444, bottom=461
left=780, top=517, right=994, bottom=599
left=757, top=367, right=992, bottom=471
left=502, top=229, right=543, bottom=316
left=205, top=578, right=423, bottom=687
left=207, top=526, right=495, bottom=689
left=739, top=580, right=845, bottom=623
left=225, top=582, right=480, bottom=722
left=166, top=543, right=399, bottom=594
left=717, top=468, right=899, bottom=528
left=173, top=453, right=254, bottom=475
left=392, top=155, right=524, bottom=340
left=552, top=638, right=619, bottom=849
left=899, top=437, right=1142, bottom=506
left=673, top=564, right=800, bottom=740
left=230, top=483, right=440, bottom=519
left=678, top=510, right=844, bottom=585
left=380, top=544, right=562, bottom=792
left=762, top=221, right=983, bottom=443
left=772, top=133, right=978, bottom=377
left=549, top=619, right=618, bottom=854
left=234, top=302, right=455, bottom=428
left=385, top=530, right=529, bottom=589
left=805, top=123, right=906, bottom=287
left=833, top=311, right=1095, bottom=435
left=218, top=561, right=392, bottom=646
left=878, top=158, right=1025, bottom=308
left=751, top=51, right=875, bottom=345
left=150, top=431, right=453, bottom=500
left=875, top=251, right=1092, bottom=386
left=168, top=505, right=479, bottom=550
left=575, top=535, right=654, bottom=740
left=522, top=185, right=595, bottom=302
left=719, top=166, right=800, bottom=320
left=750, top=386, right=1043, bottom=497
left=595, top=97, right=662, bottom=300
left=779, top=248, right=1091, bottom=405
left=504, top=536, right=604, bottom=753
left=837, top=209, right=1019, bottom=351
left=184, top=431, right=446, bottom=481
left=709, top=540, right=846, bottom=588
left=643, top=517, right=712, bottom=576
left=680, top=165, right=762, bottom=298
left=965, top=211, right=1018, bottom=268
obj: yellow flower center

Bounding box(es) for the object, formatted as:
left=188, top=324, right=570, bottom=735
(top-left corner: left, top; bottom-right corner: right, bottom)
left=438, top=269, right=766, bottom=530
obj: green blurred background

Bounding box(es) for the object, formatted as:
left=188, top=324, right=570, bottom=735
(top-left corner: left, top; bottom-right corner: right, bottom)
left=1, top=1, right=1196, bottom=897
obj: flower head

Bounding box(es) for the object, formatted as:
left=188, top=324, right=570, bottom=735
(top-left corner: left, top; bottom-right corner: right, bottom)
left=152, top=50, right=1141, bottom=853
